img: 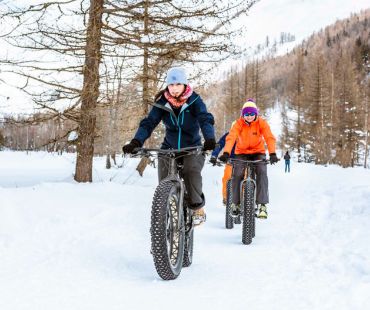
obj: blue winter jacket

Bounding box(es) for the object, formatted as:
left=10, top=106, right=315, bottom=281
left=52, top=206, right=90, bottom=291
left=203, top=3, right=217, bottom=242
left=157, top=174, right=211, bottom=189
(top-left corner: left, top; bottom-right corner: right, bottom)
left=134, top=91, right=215, bottom=149
left=211, top=132, right=236, bottom=158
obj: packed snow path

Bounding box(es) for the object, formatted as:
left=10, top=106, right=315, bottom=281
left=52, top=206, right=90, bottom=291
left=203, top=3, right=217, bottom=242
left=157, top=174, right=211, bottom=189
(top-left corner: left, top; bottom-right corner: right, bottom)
left=1, top=151, right=369, bottom=310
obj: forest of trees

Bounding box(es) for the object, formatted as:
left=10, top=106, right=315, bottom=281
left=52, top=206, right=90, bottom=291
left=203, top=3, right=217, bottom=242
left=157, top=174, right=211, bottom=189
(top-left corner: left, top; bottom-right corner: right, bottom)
left=274, top=10, right=370, bottom=168
left=205, top=9, right=370, bottom=168
left=1, top=6, right=369, bottom=169
left=0, top=0, right=258, bottom=180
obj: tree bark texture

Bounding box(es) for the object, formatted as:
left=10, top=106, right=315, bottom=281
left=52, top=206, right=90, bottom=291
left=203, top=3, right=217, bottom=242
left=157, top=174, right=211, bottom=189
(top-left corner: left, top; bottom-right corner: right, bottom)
left=75, top=0, right=104, bottom=182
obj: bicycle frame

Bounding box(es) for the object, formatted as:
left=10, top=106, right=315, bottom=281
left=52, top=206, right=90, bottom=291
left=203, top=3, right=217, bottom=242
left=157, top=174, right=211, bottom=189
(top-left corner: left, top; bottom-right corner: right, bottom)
left=228, top=158, right=265, bottom=206
left=161, top=153, right=186, bottom=215
left=134, top=146, right=204, bottom=221
left=240, top=162, right=257, bottom=211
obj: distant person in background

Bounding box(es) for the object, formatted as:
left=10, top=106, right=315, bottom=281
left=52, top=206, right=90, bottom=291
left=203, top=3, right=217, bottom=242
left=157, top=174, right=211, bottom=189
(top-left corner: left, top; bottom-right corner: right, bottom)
left=284, top=151, right=291, bottom=173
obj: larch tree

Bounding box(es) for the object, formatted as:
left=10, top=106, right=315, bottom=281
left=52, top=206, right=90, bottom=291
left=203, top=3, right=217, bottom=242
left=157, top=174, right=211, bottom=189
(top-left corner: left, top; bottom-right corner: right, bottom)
left=75, top=0, right=104, bottom=182
left=334, top=51, right=362, bottom=167
left=0, top=0, right=104, bottom=182
left=291, top=48, right=306, bottom=159
left=0, top=0, right=260, bottom=180
left=102, top=0, right=260, bottom=113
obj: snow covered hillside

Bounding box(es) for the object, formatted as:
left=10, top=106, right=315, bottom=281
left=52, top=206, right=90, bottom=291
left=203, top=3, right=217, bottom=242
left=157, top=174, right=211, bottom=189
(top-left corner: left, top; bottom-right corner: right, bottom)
left=1, top=151, right=370, bottom=310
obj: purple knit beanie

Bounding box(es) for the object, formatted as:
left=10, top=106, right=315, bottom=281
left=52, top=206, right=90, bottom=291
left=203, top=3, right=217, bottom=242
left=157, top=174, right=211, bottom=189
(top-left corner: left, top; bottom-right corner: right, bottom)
left=241, top=98, right=258, bottom=116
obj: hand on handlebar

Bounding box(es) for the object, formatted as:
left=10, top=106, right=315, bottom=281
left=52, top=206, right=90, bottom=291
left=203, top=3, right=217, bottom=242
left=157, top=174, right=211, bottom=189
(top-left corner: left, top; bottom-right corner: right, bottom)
left=219, top=152, right=230, bottom=163
left=203, top=138, right=216, bottom=151
left=269, top=153, right=279, bottom=165
left=122, top=139, right=142, bottom=154
left=209, top=156, right=217, bottom=166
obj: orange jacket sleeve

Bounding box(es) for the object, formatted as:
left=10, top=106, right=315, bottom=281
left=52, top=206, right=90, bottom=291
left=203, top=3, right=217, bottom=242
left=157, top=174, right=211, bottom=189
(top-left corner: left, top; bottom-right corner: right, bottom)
left=260, top=118, right=276, bottom=154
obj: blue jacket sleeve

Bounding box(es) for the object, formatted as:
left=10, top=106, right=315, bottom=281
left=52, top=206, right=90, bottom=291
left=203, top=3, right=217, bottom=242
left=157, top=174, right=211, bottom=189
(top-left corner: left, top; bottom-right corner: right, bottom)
left=134, top=106, right=163, bottom=145
left=193, top=96, right=215, bottom=140
left=211, top=132, right=228, bottom=157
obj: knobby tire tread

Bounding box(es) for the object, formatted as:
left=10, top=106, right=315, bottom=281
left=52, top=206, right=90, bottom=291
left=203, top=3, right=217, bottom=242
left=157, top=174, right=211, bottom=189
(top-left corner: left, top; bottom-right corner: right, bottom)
left=242, top=181, right=255, bottom=245
left=151, top=181, right=184, bottom=280
left=225, top=179, right=234, bottom=229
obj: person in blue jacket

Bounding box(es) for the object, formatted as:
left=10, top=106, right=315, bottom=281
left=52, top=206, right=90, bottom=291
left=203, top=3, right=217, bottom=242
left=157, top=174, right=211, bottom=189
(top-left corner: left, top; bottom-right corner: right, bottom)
left=209, top=125, right=236, bottom=206
left=122, top=67, right=216, bottom=225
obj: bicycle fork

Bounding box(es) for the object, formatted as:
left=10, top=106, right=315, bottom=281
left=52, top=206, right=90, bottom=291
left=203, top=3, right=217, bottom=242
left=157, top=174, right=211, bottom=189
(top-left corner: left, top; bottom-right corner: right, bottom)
left=164, top=157, right=186, bottom=234
left=240, top=166, right=257, bottom=215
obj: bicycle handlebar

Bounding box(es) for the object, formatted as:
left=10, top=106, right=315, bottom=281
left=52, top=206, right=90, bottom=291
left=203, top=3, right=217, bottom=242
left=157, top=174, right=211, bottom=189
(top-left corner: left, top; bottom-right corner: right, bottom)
left=213, top=157, right=270, bottom=166
left=131, top=146, right=205, bottom=158
left=228, top=158, right=269, bottom=164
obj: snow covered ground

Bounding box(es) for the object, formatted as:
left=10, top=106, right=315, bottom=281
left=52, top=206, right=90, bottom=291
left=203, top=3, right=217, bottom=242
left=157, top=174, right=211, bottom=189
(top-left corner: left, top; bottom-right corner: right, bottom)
left=1, top=151, right=370, bottom=310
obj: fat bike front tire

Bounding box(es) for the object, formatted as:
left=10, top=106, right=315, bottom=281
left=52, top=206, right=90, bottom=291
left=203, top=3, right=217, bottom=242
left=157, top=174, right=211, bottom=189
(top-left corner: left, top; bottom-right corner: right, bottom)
left=151, top=181, right=185, bottom=280
left=242, top=180, right=255, bottom=245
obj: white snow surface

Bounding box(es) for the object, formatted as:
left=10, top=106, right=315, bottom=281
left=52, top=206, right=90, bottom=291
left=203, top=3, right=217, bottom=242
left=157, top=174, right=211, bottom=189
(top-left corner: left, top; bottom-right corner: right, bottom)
left=1, top=151, right=370, bottom=310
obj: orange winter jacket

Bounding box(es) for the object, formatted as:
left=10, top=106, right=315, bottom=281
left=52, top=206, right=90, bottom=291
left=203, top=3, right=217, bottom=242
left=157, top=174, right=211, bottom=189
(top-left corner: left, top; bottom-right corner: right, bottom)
left=224, top=117, right=276, bottom=155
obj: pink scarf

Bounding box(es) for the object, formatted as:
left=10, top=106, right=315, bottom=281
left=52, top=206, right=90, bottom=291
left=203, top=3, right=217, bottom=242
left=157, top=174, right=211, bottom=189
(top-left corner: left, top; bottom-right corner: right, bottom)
left=164, top=85, right=193, bottom=108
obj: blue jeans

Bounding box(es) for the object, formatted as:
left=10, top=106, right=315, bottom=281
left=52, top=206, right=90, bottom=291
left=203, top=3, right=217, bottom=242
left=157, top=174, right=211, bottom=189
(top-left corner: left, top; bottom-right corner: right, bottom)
left=285, top=160, right=290, bottom=173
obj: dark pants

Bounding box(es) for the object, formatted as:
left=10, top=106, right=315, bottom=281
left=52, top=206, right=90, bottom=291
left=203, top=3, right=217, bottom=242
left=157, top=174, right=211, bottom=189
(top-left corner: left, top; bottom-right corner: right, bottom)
left=158, top=153, right=205, bottom=209
left=285, top=160, right=290, bottom=172
left=232, top=153, right=269, bottom=205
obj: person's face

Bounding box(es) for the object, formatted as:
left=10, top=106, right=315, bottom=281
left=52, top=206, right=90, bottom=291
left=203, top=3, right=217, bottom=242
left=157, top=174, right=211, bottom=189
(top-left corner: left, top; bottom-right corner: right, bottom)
left=168, top=83, right=185, bottom=97
left=243, top=112, right=256, bottom=122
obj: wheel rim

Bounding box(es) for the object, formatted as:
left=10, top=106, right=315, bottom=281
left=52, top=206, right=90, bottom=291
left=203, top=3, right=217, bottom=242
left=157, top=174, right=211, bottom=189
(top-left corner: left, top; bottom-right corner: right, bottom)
left=166, top=194, right=181, bottom=267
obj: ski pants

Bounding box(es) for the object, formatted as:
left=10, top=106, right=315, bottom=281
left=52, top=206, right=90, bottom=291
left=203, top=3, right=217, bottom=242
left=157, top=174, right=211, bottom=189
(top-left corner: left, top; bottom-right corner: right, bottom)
left=232, top=153, right=269, bottom=205
left=158, top=153, right=205, bottom=209
left=222, top=163, right=232, bottom=202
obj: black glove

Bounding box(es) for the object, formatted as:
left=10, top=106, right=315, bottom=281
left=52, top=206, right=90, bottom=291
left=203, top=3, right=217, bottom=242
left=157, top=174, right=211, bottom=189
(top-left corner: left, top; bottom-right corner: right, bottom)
left=209, top=156, right=217, bottom=166
left=219, top=152, right=230, bottom=163
left=203, top=138, right=216, bottom=151
left=122, top=139, right=142, bottom=154
left=269, top=153, right=278, bottom=164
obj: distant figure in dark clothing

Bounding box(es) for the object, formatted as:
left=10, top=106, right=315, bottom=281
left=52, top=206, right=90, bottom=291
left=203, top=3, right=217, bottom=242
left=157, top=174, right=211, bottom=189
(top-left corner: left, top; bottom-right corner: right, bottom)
left=284, top=151, right=291, bottom=173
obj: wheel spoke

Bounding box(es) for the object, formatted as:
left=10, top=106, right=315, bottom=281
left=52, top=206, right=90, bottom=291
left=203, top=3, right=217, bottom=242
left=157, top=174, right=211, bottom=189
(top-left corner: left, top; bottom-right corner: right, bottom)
left=168, top=195, right=180, bottom=266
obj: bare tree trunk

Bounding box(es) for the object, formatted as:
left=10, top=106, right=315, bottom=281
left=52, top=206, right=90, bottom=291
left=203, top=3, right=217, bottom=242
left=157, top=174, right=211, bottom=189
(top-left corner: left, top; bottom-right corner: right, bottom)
left=135, top=0, right=152, bottom=176
left=330, top=72, right=334, bottom=163
left=142, top=0, right=150, bottom=113
left=112, top=153, right=117, bottom=166
left=106, top=154, right=111, bottom=169
left=136, top=156, right=151, bottom=176
left=255, top=60, right=259, bottom=104
left=364, top=89, right=369, bottom=168
left=244, top=63, right=249, bottom=100
left=75, top=0, right=103, bottom=182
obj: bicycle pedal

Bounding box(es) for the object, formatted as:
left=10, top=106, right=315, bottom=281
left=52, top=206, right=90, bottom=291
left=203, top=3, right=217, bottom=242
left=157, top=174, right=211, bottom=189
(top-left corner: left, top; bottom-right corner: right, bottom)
left=192, top=214, right=206, bottom=226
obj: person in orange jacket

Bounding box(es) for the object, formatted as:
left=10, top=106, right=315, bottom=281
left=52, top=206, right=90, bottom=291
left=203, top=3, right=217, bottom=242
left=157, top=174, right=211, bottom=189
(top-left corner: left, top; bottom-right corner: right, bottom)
left=219, top=99, right=278, bottom=219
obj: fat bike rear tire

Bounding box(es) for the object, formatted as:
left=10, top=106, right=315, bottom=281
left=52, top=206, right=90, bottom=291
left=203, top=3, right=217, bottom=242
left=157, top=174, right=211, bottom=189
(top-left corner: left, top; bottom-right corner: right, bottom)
left=242, top=181, right=255, bottom=245
left=151, top=181, right=185, bottom=280
left=225, top=179, right=234, bottom=229
left=182, top=203, right=194, bottom=267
